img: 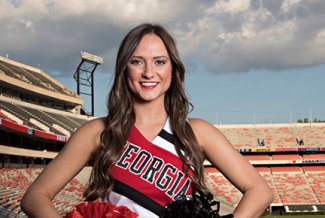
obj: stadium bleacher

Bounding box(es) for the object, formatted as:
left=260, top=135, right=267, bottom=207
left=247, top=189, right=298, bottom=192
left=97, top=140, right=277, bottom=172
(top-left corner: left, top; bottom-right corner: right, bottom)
left=218, top=123, right=325, bottom=149
left=0, top=59, right=74, bottom=97
left=205, top=164, right=325, bottom=214
left=0, top=167, right=90, bottom=217
left=1, top=56, right=325, bottom=216
left=0, top=98, right=90, bottom=136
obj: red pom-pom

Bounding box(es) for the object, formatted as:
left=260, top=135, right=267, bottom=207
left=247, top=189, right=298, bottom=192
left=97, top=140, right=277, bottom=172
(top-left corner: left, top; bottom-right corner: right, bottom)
left=63, top=202, right=138, bottom=218
left=64, top=210, right=84, bottom=218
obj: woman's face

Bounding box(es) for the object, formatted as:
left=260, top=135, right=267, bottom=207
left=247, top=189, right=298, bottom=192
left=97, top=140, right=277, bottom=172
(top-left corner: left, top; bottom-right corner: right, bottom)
left=126, top=33, right=172, bottom=104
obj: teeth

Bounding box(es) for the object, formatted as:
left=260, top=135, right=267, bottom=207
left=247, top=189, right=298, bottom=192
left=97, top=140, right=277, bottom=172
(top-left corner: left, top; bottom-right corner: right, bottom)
left=141, top=82, right=157, bottom=86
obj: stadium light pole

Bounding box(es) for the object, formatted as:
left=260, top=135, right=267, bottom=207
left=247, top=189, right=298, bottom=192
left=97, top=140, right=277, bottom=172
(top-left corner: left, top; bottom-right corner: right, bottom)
left=73, top=51, right=104, bottom=117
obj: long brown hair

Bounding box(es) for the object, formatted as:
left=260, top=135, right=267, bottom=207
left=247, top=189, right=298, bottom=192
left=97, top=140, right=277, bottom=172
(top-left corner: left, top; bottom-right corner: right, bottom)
left=84, top=23, right=213, bottom=201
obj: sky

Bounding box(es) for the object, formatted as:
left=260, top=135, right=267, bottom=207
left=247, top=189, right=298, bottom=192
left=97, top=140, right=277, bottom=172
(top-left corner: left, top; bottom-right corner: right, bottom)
left=1, top=0, right=325, bottom=125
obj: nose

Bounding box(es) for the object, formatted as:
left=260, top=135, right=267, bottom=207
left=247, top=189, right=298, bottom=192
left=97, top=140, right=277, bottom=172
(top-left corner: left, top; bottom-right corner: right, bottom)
left=142, top=63, right=155, bottom=79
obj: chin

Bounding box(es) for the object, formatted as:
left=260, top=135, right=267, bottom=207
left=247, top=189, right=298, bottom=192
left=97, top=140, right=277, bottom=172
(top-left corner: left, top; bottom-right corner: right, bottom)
left=136, top=96, right=164, bottom=103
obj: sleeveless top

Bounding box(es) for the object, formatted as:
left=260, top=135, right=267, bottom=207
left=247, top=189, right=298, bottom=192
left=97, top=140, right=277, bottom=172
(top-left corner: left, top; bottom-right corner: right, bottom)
left=102, top=118, right=194, bottom=218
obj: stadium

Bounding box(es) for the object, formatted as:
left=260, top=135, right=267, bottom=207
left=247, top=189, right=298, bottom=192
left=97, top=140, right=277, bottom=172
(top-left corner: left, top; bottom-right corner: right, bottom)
left=0, top=55, right=324, bottom=218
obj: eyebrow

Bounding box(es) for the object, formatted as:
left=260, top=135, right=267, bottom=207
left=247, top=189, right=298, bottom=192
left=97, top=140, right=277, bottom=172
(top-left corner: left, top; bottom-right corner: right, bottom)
left=131, top=55, right=169, bottom=59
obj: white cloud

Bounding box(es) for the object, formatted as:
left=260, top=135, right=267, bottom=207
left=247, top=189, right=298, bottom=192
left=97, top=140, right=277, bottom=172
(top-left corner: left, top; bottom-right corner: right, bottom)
left=175, top=0, right=325, bottom=73
left=207, top=0, right=250, bottom=14
left=0, top=0, right=325, bottom=76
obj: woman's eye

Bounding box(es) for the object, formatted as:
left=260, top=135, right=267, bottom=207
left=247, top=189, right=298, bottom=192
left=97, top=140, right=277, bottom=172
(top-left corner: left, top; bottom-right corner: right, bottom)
left=131, top=60, right=142, bottom=65
left=156, top=60, right=165, bottom=65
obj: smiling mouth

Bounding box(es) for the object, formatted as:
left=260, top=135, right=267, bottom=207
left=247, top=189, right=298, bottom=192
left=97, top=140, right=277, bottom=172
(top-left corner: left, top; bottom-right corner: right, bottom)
left=140, top=82, right=158, bottom=88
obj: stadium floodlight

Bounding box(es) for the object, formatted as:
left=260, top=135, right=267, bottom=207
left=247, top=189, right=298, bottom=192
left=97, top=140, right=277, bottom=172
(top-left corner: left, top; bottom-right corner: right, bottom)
left=80, top=51, right=104, bottom=65
left=74, top=51, right=104, bottom=117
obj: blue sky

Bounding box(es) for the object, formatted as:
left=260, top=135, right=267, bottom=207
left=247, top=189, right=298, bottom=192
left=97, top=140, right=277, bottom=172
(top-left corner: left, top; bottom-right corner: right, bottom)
left=1, top=0, right=325, bottom=124
left=185, top=66, right=325, bottom=124
left=58, top=63, right=325, bottom=125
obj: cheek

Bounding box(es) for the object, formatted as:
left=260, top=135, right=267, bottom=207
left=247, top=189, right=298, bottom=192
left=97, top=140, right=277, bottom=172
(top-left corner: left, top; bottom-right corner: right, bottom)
left=127, top=66, right=143, bottom=80
left=162, top=64, right=173, bottom=80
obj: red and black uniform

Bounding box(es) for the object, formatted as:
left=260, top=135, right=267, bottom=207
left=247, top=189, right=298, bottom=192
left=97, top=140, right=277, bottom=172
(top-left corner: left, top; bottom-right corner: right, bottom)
left=102, top=118, right=194, bottom=217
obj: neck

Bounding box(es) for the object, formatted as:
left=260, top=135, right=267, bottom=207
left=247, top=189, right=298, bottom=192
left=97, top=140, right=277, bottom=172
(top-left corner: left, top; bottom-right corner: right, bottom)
left=133, top=101, right=168, bottom=126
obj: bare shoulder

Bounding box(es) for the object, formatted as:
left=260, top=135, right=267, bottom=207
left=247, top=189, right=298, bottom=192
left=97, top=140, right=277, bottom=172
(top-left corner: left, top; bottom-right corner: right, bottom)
left=188, top=118, right=216, bottom=130
left=188, top=118, right=223, bottom=142
left=68, top=116, right=106, bottom=152
left=79, top=116, right=106, bottom=133
left=76, top=117, right=106, bottom=136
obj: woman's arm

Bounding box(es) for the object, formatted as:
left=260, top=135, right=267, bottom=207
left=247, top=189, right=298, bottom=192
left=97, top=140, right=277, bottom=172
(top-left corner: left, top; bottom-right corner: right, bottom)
left=21, top=118, right=105, bottom=218
left=189, top=118, right=273, bottom=218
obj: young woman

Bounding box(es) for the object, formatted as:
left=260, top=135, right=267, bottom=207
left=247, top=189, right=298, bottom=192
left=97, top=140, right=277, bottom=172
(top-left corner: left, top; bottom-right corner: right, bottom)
left=21, top=23, right=273, bottom=218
